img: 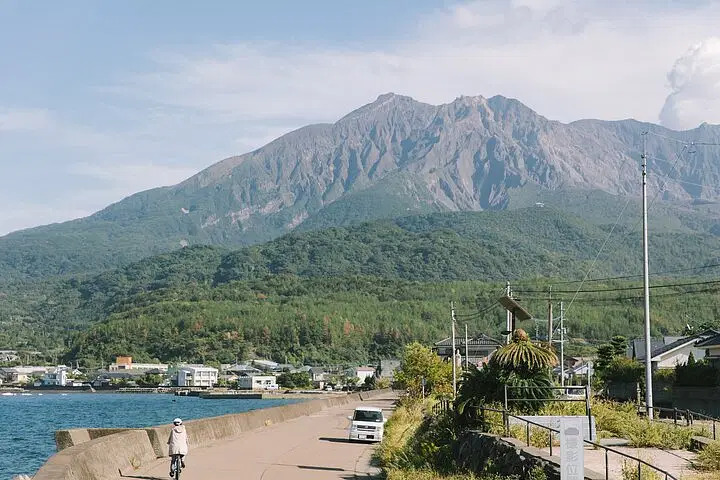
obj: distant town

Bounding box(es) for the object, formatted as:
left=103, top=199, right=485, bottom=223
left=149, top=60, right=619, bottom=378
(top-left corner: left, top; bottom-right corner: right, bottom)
left=0, top=351, right=399, bottom=393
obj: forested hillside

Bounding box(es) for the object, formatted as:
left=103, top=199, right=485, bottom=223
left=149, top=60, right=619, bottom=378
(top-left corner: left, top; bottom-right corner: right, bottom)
left=1, top=207, right=719, bottom=365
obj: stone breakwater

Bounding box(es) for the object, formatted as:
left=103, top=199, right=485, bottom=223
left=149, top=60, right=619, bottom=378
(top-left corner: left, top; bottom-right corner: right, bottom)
left=34, top=389, right=391, bottom=480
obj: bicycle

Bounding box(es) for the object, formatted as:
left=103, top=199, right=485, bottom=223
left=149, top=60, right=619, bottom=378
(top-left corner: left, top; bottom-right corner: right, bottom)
left=170, top=454, right=183, bottom=479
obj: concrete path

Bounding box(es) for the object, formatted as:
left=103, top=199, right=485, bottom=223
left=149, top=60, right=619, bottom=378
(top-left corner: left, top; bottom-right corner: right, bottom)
left=583, top=446, right=696, bottom=479
left=124, top=395, right=396, bottom=480
left=535, top=444, right=697, bottom=479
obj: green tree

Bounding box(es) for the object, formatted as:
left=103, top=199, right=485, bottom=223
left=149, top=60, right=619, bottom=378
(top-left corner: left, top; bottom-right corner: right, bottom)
left=394, top=342, right=452, bottom=399
left=595, top=344, right=615, bottom=371
left=277, top=372, right=311, bottom=389
left=456, top=329, right=557, bottom=417
left=610, top=336, right=628, bottom=357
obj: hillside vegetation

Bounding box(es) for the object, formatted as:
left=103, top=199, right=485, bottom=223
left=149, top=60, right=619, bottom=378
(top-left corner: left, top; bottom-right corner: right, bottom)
left=1, top=207, right=719, bottom=365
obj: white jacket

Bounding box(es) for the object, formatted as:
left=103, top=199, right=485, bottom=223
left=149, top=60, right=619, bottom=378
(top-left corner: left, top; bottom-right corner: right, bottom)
left=167, top=425, right=189, bottom=456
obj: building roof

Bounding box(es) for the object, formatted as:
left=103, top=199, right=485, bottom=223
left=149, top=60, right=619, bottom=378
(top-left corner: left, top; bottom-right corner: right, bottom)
left=632, top=329, right=718, bottom=360
left=435, top=334, right=502, bottom=348
left=695, top=331, right=720, bottom=347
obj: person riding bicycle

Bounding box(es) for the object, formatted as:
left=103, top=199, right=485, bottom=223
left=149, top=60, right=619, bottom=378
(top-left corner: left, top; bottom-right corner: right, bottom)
left=167, top=417, right=188, bottom=476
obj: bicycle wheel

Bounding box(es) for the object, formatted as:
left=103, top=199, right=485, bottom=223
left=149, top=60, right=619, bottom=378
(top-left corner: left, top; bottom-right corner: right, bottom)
left=173, top=456, right=182, bottom=480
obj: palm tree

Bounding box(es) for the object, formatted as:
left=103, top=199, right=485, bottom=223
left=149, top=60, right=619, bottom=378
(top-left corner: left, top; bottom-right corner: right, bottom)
left=455, top=329, right=558, bottom=417
left=492, top=329, right=558, bottom=372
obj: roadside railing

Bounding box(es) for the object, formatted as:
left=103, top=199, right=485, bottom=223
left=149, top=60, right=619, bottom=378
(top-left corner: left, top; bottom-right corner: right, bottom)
left=476, top=406, right=678, bottom=480
left=431, top=398, right=452, bottom=416
left=638, top=404, right=718, bottom=440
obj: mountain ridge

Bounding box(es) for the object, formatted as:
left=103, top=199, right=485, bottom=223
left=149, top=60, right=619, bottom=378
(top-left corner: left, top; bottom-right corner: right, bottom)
left=2, top=93, right=720, bottom=281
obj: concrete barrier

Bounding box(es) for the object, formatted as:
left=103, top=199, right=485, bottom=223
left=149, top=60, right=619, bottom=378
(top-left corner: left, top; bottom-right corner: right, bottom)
left=36, top=389, right=391, bottom=480
left=34, top=430, right=156, bottom=480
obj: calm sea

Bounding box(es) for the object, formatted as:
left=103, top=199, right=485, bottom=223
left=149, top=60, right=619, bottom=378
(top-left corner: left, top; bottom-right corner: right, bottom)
left=0, top=392, right=302, bottom=479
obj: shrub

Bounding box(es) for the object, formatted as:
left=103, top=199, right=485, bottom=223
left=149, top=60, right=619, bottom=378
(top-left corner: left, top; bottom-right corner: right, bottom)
left=620, top=460, right=660, bottom=480
left=591, top=400, right=700, bottom=449
left=675, top=361, right=720, bottom=387
left=602, top=357, right=643, bottom=383
left=385, top=469, right=513, bottom=480
left=697, top=440, right=720, bottom=471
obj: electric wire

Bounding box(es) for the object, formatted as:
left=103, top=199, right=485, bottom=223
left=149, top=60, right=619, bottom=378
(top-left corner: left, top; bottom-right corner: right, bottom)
left=515, top=278, right=720, bottom=295
left=512, top=262, right=720, bottom=286
left=455, top=301, right=500, bottom=319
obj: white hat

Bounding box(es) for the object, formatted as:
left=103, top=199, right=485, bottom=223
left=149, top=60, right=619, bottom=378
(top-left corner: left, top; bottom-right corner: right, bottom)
left=173, top=418, right=182, bottom=425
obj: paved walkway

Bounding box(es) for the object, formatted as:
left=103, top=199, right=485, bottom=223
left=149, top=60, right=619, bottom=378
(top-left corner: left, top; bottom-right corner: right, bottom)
left=584, top=446, right=696, bottom=479
left=124, top=395, right=396, bottom=480
left=535, top=444, right=697, bottom=479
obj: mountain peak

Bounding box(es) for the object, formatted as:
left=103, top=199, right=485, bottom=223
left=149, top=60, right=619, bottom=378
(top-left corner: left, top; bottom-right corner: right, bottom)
left=337, top=92, right=427, bottom=123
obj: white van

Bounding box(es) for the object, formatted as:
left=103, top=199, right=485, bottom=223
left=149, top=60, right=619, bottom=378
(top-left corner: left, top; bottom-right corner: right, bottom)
left=348, top=406, right=386, bottom=442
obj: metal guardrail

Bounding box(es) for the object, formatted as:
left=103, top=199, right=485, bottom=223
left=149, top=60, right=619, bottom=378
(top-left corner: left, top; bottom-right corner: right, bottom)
left=639, top=404, right=717, bottom=440
left=476, top=406, right=678, bottom=480
left=431, top=399, right=452, bottom=416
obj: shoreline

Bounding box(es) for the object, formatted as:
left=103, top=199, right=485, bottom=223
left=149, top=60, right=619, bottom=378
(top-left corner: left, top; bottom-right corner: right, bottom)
left=0, top=387, right=349, bottom=398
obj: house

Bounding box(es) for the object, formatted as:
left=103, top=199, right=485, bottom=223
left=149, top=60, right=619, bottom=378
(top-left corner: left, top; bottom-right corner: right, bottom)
left=302, top=366, right=329, bottom=382
left=42, top=367, right=68, bottom=387
left=237, top=374, right=278, bottom=390
left=434, top=335, right=502, bottom=367
left=346, top=366, right=376, bottom=385
left=225, top=363, right=262, bottom=376
left=379, top=359, right=401, bottom=379
left=629, top=330, right=717, bottom=369
left=176, top=365, right=218, bottom=387
left=0, top=366, right=50, bottom=384
left=251, top=359, right=279, bottom=371
left=554, top=357, right=594, bottom=384
left=695, top=331, right=720, bottom=363
left=0, top=350, right=19, bottom=363
left=108, top=356, right=169, bottom=373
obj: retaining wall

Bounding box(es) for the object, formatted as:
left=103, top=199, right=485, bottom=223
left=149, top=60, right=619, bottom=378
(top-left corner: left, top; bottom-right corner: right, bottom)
left=454, top=431, right=604, bottom=480
left=34, top=389, right=390, bottom=480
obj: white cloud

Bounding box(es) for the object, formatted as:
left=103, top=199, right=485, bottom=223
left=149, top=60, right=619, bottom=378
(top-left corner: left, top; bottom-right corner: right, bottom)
left=4, top=1, right=720, bottom=235
left=659, top=37, right=720, bottom=130
left=0, top=108, right=51, bottom=131
left=110, top=1, right=720, bottom=127
left=67, top=162, right=199, bottom=191
left=0, top=201, right=94, bottom=237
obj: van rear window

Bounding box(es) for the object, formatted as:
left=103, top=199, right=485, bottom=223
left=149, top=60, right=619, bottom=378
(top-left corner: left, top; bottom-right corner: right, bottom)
left=353, top=410, right=383, bottom=422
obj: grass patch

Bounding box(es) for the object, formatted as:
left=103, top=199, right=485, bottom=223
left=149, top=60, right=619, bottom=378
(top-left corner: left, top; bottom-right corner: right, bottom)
left=620, top=459, right=661, bottom=480
left=697, top=440, right=720, bottom=471
left=384, top=469, right=499, bottom=480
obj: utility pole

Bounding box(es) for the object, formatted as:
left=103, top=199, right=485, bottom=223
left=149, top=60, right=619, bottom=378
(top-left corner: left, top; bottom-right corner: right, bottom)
left=451, top=302, right=457, bottom=399
left=560, top=301, right=565, bottom=387
left=641, top=132, right=654, bottom=419
left=464, top=324, right=469, bottom=371
left=505, top=282, right=512, bottom=344
left=547, top=286, right=553, bottom=345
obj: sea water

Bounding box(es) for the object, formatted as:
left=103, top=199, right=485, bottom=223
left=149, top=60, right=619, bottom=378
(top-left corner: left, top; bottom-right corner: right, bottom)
left=0, top=393, right=302, bottom=479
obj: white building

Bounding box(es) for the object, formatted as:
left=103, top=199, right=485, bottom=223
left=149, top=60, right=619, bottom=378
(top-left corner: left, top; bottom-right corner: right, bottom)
left=346, top=366, right=376, bottom=385
left=237, top=375, right=278, bottom=390
left=42, top=367, right=68, bottom=386
left=176, top=365, right=218, bottom=387
left=1, top=366, right=50, bottom=384
left=108, top=356, right=168, bottom=372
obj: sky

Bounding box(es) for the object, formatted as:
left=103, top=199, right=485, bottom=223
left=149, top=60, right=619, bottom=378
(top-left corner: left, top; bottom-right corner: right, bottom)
left=1, top=0, right=720, bottom=236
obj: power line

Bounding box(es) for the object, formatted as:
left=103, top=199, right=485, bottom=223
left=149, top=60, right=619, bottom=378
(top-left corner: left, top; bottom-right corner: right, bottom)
left=521, top=286, right=720, bottom=303
left=514, top=262, right=720, bottom=286
left=455, top=302, right=500, bottom=319
left=563, top=195, right=634, bottom=315
left=646, top=131, right=720, bottom=147
left=515, top=279, right=720, bottom=295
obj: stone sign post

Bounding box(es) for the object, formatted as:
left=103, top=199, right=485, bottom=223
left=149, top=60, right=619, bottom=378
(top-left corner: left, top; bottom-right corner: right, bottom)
left=560, top=416, right=584, bottom=480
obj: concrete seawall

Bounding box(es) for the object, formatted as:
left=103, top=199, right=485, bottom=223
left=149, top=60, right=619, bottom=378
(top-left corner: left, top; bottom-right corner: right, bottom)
left=34, top=389, right=390, bottom=480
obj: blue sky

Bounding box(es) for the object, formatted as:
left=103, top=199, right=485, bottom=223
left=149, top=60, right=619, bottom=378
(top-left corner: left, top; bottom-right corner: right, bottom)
left=1, top=0, right=720, bottom=235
